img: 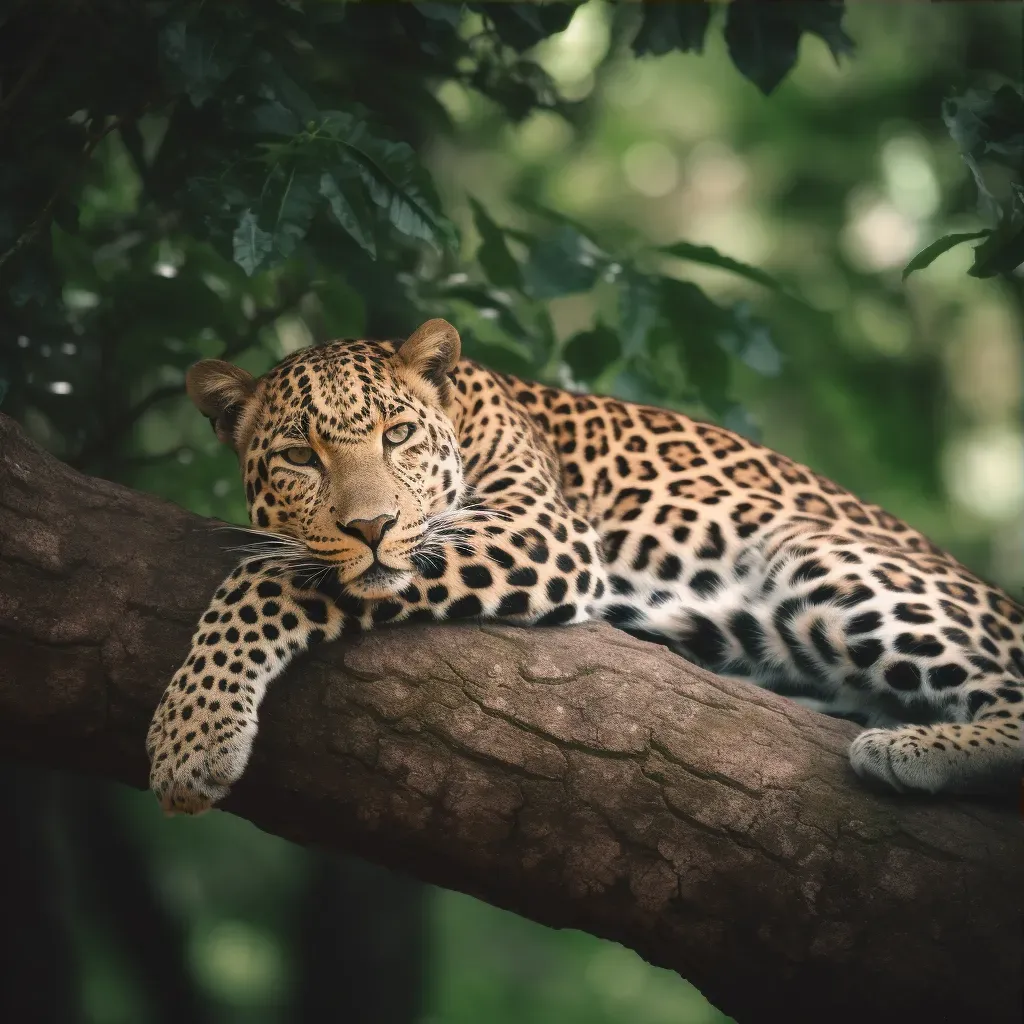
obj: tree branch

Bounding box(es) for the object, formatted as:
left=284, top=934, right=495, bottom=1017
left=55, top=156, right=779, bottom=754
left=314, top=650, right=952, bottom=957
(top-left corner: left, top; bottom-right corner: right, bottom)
left=0, top=412, right=1019, bottom=1024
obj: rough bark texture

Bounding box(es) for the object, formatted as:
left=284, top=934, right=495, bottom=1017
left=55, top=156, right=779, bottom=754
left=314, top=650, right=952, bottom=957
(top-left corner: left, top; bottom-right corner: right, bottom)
left=0, top=411, right=1020, bottom=1023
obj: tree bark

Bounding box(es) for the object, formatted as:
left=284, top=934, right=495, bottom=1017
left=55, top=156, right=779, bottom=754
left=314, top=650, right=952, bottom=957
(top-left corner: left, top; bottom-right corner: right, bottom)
left=0, top=411, right=1020, bottom=1024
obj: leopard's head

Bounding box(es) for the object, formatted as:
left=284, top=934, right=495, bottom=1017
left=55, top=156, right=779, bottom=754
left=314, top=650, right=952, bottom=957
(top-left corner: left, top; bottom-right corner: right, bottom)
left=187, top=319, right=469, bottom=598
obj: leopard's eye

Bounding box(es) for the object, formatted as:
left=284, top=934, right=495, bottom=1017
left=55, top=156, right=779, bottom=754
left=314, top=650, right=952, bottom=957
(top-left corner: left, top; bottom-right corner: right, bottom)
left=281, top=445, right=320, bottom=467
left=383, top=422, right=415, bottom=445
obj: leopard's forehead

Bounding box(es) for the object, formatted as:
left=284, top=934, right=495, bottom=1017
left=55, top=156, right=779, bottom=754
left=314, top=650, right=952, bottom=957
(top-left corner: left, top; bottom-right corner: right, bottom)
left=258, top=339, right=418, bottom=440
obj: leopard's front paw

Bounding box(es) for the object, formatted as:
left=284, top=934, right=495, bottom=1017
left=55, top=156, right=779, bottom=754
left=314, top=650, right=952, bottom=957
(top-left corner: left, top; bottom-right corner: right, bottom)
left=146, top=676, right=257, bottom=815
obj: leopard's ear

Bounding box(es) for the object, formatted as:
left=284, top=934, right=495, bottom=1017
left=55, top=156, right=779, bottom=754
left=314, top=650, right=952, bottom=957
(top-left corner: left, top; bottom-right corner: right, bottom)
left=185, top=359, right=257, bottom=447
left=396, top=318, right=461, bottom=404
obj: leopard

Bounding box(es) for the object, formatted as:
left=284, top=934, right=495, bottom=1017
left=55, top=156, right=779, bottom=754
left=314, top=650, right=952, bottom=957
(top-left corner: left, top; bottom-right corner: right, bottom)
left=147, top=318, right=1024, bottom=814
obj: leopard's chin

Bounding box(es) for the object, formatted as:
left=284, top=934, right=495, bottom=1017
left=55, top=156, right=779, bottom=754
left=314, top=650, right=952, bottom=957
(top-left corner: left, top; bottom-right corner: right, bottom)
left=346, top=563, right=413, bottom=600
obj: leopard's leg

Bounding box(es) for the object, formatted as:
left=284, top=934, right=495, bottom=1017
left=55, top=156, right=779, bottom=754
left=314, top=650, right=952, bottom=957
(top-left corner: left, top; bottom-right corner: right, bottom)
left=849, top=681, right=1022, bottom=794
left=146, top=557, right=348, bottom=814
left=602, top=519, right=1023, bottom=796
left=745, top=534, right=1024, bottom=795
left=148, top=498, right=609, bottom=814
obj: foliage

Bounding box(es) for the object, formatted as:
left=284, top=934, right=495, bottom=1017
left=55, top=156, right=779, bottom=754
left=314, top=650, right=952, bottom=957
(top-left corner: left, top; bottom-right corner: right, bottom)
left=904, top=82, right=1024, bottom=281
left=1, top=0, right=854, bottom=474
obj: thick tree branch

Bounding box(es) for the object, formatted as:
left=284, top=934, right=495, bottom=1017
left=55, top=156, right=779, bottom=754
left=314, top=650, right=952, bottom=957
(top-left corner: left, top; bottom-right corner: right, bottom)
left=0, top=412, right=1019, bottom=1024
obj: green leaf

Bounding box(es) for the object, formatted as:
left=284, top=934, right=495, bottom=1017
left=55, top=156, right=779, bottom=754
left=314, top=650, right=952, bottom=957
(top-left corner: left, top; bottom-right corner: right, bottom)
left=902, top=231, right=990, bottom=281
left=233, top=210, right=273, bottom=276
left=658, top=240, right=792, bottom=294
left=255, top=52, right=320, bottom=123
left=788, top=1, right=855, bottom=63
left=235, top=100, right=302, bottom=137
left=474, top=3, right=578, bottom=53
left=722, top=403, right=762, bottom=442
left=320, top=172, right=377, bottom=258
left=266, top=166, right=319, bottom=260
left=417, top=3, right=465, bottom=27
left=968, top=202, right=1024, bottom=278
left=433, top=282, right=529, bottom=345
left=943, top=84, right=1024, bottom=216
left=660, top=278, right=731, bottom=413
left=563, top=324, right=621, bottom=384
left=523, top=226, right=605, bottom=299
left=319, top=111, right=454, bottom=251
left=724, top=1, right=853, bottom=96
left=632, top=2, right=712, bottom=57
left=471, top=198, right=522, bottom=289
left=618, top=272, right=659, bottom=358
left=716, top=303, right=782, bottom=377
left=158, top=21, right=247, bottom=107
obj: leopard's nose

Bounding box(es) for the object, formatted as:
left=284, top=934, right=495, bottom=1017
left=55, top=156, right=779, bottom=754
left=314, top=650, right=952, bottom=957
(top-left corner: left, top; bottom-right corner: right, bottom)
left=339, top=513, right=397, bottom=551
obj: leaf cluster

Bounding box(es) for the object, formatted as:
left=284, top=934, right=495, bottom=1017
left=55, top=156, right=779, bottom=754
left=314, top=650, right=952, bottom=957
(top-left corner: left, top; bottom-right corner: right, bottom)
left=0, top=0, right=847, bottom=478
left=904, top=83, right=1024, bottom=281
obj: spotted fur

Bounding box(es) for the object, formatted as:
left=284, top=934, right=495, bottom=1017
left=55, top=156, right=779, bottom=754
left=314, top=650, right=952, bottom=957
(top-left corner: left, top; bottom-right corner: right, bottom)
left=147, top=319, right=1023, bottom=812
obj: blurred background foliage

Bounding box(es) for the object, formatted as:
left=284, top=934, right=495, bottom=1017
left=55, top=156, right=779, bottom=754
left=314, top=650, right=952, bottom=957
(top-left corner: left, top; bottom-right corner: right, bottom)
left=1, top=2, right=1021, bottom=1022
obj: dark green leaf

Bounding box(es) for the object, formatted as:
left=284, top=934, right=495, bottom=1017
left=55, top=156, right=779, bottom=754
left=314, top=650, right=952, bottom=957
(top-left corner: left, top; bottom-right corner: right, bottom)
left=524, top=226, right=605, bottom=299
left=724, top=1, right=852, bottom=96
left=470, top=198, right=522, bottom=289
left=235, top=100, right=302, bottom=137
left=563, top=325, right=621, bottom=384
left=659, top=240, right=792, bottom=294
left=788, top=1, right=855, bottom=63
left=233, top=209, right=273, bottom=276
left=618, top=272, right=659, bottom=358
left=632, top=2, right=712, bottom=57
left=474, top=3, right=578, bottom=52
left=716, top=303, right=782, bottom=377
left=319, top=111, right=454, bottom=251
left=659, top=278, right=731, bottom=412
left=416, top=3, right=464, bottom=27
left=158, top=21, right=247, bottom=107
left=943, top=84, right=1024, bottom=214
left=255, top=52, right=320, bottom=123
left=967, top=203, right=1024, bottom=278
left=723, top=403, right=762, bottom=442
left=320, top=172, right=377, bottom=258
left=265, top=166, right=319, bottom=260
left=902, top=231, right=990, bottom=281
left=433, top=282, right=529, bottom=343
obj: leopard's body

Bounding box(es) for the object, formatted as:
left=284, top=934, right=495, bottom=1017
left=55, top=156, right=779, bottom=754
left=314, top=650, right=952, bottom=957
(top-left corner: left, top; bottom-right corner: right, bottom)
left=147, top=320, right=1023, bottom=813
